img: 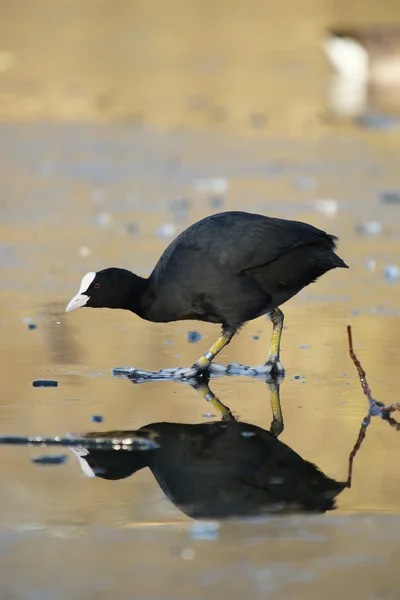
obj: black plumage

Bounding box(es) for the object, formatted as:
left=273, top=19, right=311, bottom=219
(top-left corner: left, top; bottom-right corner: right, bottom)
left=66, top=211, right=348, bottom=375
left=72, top=420, right=346, bottom=518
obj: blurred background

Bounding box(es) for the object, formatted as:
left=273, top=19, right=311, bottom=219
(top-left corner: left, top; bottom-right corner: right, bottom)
left=1, top=2, right=400, bottom=599
left=1, top=0, right=400, bottom=129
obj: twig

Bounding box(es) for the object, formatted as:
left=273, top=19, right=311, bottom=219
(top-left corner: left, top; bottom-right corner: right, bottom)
left=346, top=325, right=373, bottom=487
left=347, top=325, right=373, bottom=407
left=346, top=325, right=400, bottom=486
left=347, top=414, right=371, bottom=488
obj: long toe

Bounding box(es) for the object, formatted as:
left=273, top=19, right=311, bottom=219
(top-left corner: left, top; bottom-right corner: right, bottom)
left=173, top=364, right=205, bottom=380
left=225, top=362, right=273, bottom=379
left=208, top=362, right=228, bottom=375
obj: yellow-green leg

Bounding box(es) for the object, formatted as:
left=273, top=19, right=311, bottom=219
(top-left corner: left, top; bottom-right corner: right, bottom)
left=193, top=380, right=235, bottom=421
left=182, top=329, right=235, bottom=378
left=264, top=308, right=285, bottom=376
left=267, top=380, right=284, bottom=436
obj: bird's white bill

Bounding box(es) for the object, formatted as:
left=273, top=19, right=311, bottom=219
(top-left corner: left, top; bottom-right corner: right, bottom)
left=65, top=293, right=89, bottom=312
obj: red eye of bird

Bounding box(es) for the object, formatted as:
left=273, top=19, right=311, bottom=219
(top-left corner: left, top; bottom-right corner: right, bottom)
left=94, top=283, right=100, bottom=289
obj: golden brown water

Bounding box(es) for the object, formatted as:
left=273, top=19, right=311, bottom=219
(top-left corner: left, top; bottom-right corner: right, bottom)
left=1, top=2, right=400, bottom=599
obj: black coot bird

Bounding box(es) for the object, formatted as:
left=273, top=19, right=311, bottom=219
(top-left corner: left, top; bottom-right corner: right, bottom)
left=70, top=420, right=347, bottom=518
left=66, top=211, right=348, bottom=376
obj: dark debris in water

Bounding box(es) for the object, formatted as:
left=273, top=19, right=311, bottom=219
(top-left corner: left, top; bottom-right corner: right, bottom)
left=32, top=380, right=58, bottom=388
left=28, top=323, right=37, bottom=330
left=125, top=222, right=140, bottom=236
left=31, top=454, right=68, bottom=465
left=209, top=195, right=225, bottom=208
left=355, top=113, right=400, bottom=131
left=380, top=191, right=400, bottom=205
left=91, top=415, right=104, bottom=423
left=187, top=331, right=202, bottom=343
left=169, top=197, right=191, bottom=212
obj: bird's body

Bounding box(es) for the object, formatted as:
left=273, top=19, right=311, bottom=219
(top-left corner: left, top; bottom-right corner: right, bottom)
left=66, top=211, right=348, bottom=376
left=141, top=212, right=345, bottom=327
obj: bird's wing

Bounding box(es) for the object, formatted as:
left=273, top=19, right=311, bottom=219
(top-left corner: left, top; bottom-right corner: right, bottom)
left=156, top=212, right=337, bottom=277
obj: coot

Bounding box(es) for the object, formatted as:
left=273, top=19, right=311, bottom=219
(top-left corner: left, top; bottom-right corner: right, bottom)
left=66, top=211, right=348, bottom=376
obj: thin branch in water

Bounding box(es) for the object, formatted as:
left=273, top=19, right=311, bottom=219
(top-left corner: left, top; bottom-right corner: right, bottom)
left=346, top=325, right=373, bottom=487
left=347, top=325, right=373, bottom=407
left=346, top=325, right=400, bottom=486
left=347, top=413, right=371, bottom=488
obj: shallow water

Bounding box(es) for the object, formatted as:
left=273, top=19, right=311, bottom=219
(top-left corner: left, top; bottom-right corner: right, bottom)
left=2, top=2, right=400, bottom=598
left=1, top=121, right=400, bottom=598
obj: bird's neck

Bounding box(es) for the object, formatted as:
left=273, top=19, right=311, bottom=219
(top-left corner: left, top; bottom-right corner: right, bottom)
left=125, top=273, right=152, bottom=317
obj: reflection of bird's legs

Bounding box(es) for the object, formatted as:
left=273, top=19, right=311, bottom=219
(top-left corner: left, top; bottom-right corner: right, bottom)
left=192, top=379, right=235, bottom=422
left=267, top=380, right=284, bottom=437
left=193, top=377, right=284, bottom=437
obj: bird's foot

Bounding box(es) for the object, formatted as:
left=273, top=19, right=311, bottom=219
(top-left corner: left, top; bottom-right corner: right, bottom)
left=112, top=363, right=227, bottom=383
left=112, top=359, right=285, bottom=382
left=224, top=360, right=285, bottom=380
left=263, top=358, right=286, bottom=378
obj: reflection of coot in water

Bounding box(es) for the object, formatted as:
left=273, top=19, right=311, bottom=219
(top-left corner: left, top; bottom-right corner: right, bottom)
left=66, top=211, right=347, bottom=377
left=71, top=421, right=346, bottom=518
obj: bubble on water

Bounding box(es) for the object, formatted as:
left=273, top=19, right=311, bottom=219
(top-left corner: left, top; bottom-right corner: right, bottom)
left=314, top=198, right=338, bottom=217
left=355, top=221, right=382, bottom=236
left=180, top=548, right=196, bottom=560
left=156, top=223, right=176, bottom=238
left=202, top=412, right=215, bottom=418
left=56, top=321, right=61, bottom=325
left=384, top=264, right=399, bottom=282
left=94, top=212, right=112, bottom=227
